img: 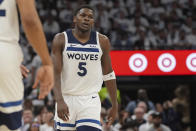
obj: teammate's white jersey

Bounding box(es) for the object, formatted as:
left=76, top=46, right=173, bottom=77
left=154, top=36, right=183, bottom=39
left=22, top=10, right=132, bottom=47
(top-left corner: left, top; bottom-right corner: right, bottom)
left=0, top=0, right=19, bottom=44
left=61, top=29, right=103, bottom=95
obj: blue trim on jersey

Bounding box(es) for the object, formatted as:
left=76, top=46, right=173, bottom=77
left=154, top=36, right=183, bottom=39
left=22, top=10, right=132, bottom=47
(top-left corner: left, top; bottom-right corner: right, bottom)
left=55, top=121, right=76, bottom=127
left=55, top=119, right=101, bottom=128
left=0, top=10, right=6, bottom=16
left=77, top=125, right=101, bottom=131
left=67, top=47, right=99, bottom=52
left=66, top=29, right=97, bottom=45
left=76, top=119, right=101, bottom=126
left=0, top=100, right=22, bottom=107
left=0, top=110, right=22, bottom=130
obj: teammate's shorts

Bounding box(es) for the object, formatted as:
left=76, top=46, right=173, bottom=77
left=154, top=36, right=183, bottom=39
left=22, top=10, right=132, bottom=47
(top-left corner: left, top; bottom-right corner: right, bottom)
left=0, top=43, right=24, bottom=130
left=54, top=93, right=102, bottom=130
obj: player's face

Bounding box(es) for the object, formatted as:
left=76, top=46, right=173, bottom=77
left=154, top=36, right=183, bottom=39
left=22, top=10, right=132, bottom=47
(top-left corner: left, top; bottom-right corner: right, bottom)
left=74, top=8, right=94, bottom=32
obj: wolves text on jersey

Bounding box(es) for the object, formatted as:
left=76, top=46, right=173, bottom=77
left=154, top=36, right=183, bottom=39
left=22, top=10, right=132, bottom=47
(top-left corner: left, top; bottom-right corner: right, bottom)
left=67, top=53, right=98, bottom=61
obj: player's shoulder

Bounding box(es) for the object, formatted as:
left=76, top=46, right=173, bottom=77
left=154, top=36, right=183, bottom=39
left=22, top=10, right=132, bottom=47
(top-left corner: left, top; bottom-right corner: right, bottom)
left=54, top=32, right=65, bottom=41
left=53, top=32, right=65, bottom=43
left=98, top=33, right=109, bottom=42
left=98, top=32, right=110, bottom=51
left=52, top=32, right=65, bottom=49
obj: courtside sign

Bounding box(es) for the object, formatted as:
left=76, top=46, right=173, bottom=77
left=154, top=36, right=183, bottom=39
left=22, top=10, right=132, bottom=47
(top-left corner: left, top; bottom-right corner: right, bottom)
left=110, top=50, right=196, bottom=76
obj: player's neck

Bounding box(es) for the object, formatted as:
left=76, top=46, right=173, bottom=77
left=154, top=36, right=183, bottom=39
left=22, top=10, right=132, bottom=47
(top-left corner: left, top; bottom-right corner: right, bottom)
left=73, top=28, right=91, bottom=40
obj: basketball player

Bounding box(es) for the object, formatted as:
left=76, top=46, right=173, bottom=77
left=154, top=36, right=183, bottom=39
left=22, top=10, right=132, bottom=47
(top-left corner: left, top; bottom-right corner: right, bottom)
left=52, top=5, right=118, bottom=131
left=0, top=0, right=54, bottom=130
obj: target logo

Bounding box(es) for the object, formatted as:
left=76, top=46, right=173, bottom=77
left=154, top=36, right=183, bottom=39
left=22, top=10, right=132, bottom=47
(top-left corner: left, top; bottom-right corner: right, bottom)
left=157, top=53, right=176, bottom=72
left=186, top=53, right=196, bottom=72
left=128, top=53, right=148, bottom=72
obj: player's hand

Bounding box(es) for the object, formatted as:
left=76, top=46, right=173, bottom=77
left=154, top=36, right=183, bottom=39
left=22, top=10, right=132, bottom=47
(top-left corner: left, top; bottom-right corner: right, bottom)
left=106, top=104, right=118, bottom=126
left=32, top=65, right=54, bottom=99
left=57, top=99, right=70, bottom=121
left=20, top=65, right=29, bottom=78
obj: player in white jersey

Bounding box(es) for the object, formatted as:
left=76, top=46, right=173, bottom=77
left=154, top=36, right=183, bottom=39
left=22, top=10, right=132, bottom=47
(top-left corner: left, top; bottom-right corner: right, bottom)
left=52, top=5, right=118, bottom=131
left=0, top=0, right=54, bottom=130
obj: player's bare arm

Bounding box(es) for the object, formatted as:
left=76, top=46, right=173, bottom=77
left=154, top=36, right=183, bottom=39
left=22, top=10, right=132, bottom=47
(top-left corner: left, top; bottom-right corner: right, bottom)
left=16, top=0, right=54, bottom=99
left=99, top=34, right=118, bottom=125
left=16, top=0, right=51, bottom=65
left=51, top=33, right=69, bottom=121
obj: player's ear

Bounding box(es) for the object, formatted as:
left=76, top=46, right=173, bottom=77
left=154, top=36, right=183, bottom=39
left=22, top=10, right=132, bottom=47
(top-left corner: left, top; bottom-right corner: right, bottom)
left=91, top=19, right=95, bottom=28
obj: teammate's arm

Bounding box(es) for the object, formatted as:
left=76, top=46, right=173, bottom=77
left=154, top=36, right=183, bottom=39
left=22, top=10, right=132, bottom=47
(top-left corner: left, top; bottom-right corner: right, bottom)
left=51, top=33, right=69, bottom=121
left=100, top=34, right=118, bottom=125
left=16, top=0, right=51, bottom=65
left=16, top=0, right=54, bottom=99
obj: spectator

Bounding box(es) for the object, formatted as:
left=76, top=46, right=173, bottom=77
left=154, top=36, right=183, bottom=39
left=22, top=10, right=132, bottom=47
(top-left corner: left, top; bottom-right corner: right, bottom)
left=181, top=16, right=193, bottom=34
left=95, top=3, right=111, bottom=34
left=166, top=22, right=179, bottom=49
left=186, top=27, right=196, bottom=49
left=39, top=106, right=49, bottom=124
left=124, top=107, right=147, bottom=129
left=148, top=112, right=171, bottom=131
left=148, top=0, right=165, bottom=19
left=43, top=15, right=60, bottom=42
left=132, top=107, right=146, bottom=127
left=59, top=3, right=73, bottom=30
left=133, top=29, right=151, bottom=50
left=172, top=85, right=190, bottom=130
left=139, top=110, right=155, bottom=131
left=113, top=110, right=129, bottom=131
left=156, top=29, right=168, bottom=49
left=21, top=109, right=34, bottom=131
left=39, top=108, right=54, bottom=131
left=162, top=101, right=182, bottom=131
left=120, top=120, right=138, bottom=131
left=137, top=101, right=149, bottom=120
left=173, top=30, right=191, bottom=49
left=125, top=89, right=155, bottom=115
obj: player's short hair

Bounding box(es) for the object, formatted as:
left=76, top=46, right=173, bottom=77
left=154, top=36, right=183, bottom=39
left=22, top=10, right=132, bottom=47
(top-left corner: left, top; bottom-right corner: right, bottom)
left=73, top=5, right=94, bottom=16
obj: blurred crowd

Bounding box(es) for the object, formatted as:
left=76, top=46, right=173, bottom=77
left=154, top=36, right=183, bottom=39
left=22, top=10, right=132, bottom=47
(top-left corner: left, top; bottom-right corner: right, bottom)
left=20, top=0, right=196, bottom=51
left=100, top=85, right=190, bottom=131
left=21, top=83, right=190, bottom=131
left=20, top=0, right=196, bottom=88
left=19, top=0, right=193, bottom=131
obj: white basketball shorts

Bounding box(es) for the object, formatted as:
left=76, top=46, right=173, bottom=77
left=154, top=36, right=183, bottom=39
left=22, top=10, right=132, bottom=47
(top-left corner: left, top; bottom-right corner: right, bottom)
left=0, top=43, right=24, bottom=130
left=54, top=93, right=102, bottom=130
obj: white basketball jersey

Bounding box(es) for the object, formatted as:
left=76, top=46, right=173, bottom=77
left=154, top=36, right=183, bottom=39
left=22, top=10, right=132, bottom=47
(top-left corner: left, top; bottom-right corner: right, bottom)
left=0, top=0, right=19, bottom=44
left=61, top=29, right=103, bottom=95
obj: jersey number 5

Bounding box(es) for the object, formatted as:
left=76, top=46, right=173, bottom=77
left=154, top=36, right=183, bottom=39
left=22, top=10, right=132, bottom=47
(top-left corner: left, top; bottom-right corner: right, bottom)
left=0, top=0, right=6, bottom=17
left=77, top=62, right=87, bottom=76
